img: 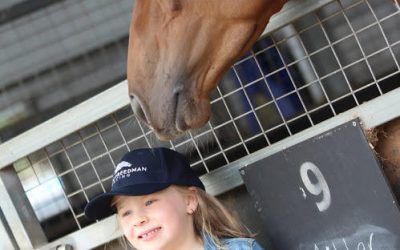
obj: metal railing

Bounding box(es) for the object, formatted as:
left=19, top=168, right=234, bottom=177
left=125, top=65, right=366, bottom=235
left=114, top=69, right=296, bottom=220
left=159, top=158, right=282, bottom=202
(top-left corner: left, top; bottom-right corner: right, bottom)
left=0, top=0, right=399, bottom=249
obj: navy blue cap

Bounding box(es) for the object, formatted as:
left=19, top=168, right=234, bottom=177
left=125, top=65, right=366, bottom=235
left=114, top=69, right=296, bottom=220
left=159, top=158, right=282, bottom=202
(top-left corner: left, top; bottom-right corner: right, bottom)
left=84, top=147, right=205, bottom=220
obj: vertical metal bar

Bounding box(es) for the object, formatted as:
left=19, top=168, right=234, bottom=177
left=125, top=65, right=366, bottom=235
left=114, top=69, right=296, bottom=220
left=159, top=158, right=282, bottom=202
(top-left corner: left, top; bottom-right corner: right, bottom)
left=0, top=166, right=47, bottom=249
left=278, top=25, right=326, bottom=106
left=289, top=24, right=337, bottom=116
left=0, top=207, right=19, bottom=250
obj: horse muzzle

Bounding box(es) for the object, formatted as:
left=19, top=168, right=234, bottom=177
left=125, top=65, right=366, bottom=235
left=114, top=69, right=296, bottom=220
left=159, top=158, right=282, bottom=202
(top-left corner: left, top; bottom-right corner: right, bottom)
left=129, top=92, right=210, bottom=141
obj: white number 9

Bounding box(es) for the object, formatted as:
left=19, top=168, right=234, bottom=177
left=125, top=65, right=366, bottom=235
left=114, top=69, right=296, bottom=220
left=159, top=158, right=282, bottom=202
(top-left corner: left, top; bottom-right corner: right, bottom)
left=300, top=162, right=331, bottom=212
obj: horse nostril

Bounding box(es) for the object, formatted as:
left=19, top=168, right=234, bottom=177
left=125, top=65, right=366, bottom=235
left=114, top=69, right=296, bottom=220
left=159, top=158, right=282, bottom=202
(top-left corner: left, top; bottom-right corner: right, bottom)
left=130, top=97, right=150, bottom=126
left=173, top=83, right=184, bottom=95
left=176, top=118, right=189, bottom=132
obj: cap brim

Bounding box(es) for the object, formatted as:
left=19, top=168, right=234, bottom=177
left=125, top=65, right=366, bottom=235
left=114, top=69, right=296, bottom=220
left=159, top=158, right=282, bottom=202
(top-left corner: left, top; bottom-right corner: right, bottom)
left=84, top=183, right=171, bottom=220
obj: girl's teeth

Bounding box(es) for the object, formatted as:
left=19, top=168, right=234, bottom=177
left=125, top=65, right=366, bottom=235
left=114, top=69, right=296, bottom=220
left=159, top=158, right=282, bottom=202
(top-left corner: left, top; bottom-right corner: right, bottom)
left=142, top=228, right=160, bottom=239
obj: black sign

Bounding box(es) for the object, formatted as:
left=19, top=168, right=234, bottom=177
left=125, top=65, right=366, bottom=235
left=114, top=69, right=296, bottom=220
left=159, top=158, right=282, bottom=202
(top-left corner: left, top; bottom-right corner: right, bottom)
left=240, top=119, right=400, bottom=250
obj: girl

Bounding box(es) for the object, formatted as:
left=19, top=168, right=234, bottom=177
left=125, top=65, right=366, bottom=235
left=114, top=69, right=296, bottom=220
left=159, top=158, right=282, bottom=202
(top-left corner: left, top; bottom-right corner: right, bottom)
left=85, top=147, right=264, bottom=250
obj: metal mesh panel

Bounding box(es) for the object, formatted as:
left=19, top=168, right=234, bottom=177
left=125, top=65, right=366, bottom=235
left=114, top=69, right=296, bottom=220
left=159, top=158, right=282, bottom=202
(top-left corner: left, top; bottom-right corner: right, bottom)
left=11, top=0, right=400, bottom=241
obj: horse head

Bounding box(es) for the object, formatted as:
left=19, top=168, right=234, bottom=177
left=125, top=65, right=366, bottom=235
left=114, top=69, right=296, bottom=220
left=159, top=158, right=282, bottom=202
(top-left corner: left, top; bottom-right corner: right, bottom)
left=127, top=0, right=286, bottom=140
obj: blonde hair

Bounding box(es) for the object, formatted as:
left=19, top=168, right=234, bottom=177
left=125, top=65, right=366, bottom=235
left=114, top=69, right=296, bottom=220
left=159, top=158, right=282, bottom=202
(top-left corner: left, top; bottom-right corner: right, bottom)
left=175, top=186, right=253, bottom=249
left=113, top=186, right=253, bottom=250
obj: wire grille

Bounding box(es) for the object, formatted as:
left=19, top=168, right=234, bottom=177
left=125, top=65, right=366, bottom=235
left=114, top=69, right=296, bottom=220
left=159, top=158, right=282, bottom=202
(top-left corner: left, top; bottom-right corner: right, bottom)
left=11, top=0, right=400, bottom=241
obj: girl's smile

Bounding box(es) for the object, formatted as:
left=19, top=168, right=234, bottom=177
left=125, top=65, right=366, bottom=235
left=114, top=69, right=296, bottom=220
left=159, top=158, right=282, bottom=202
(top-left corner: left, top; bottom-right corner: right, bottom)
left=114, top=186, right=202, bottom=250
left=137, top=226, right=162, bottom=241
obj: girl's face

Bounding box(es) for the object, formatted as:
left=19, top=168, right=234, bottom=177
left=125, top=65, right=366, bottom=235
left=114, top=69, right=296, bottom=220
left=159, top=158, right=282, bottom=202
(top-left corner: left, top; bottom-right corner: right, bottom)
left=114, top=186, right=200, bottom=250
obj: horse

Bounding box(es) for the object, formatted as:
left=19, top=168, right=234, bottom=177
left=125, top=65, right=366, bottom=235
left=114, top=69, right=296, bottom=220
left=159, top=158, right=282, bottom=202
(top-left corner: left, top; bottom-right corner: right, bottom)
left=127, top=0, right=287, bottom=140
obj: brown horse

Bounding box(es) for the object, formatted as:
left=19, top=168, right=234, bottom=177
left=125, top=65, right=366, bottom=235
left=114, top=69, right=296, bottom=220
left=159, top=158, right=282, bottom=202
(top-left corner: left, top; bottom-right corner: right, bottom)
left=127, top=0, right=287, bottom=140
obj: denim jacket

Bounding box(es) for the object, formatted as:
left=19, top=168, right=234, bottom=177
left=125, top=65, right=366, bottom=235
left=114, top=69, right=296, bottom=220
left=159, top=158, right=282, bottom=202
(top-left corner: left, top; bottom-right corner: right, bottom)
left=203, top=234, right=265, bottom=250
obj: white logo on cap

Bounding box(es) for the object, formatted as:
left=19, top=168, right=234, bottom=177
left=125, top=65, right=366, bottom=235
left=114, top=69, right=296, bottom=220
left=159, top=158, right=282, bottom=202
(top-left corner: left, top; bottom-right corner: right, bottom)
left=112, top=161, right=148, bottom=185
left=115, top=161, right=132, bottom=174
